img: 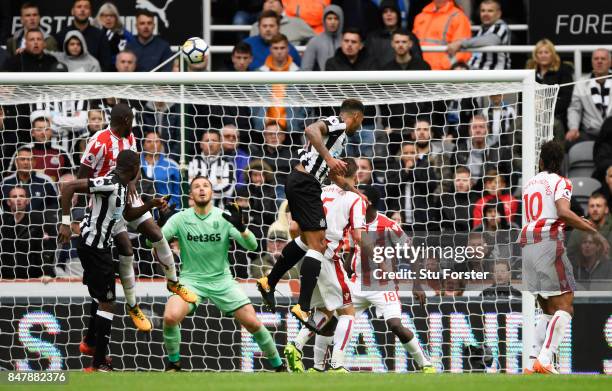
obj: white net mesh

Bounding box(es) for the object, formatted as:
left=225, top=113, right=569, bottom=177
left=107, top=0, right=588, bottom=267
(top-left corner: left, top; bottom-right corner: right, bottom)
left=0, top=77, right=559, bottom=372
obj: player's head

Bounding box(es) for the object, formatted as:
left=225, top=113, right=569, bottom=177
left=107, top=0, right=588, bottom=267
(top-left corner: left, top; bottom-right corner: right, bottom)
left=190, top=176, right=213, bottom=207
left=110, top=103, right=133, bottom=137
left=340, top=157, right=358, bottom=186
left=115, top=149, right=140, bottom=183
left=359, top=184, right=381, bottom=213
left=539, top=140, right=565, bottom=174
left=339, top=98, right=365, bottom=135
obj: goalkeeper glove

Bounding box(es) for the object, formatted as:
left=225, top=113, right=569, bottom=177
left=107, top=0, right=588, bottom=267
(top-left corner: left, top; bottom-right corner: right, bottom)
left=222, top=202, right=246, bottom=233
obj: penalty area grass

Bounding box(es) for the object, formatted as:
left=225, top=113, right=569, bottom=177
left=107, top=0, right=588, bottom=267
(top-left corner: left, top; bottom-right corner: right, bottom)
left=10, top=372, right=612, bottom=391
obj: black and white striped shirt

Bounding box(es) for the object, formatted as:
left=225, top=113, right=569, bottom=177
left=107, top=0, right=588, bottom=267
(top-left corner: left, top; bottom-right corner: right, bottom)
left=187, top=154, right=235, bottom=207
left=298, top=116, right=348, bottom=184
left=467, top=19, right=511, bottom=70
left=80, top=175, right=127, bottom=250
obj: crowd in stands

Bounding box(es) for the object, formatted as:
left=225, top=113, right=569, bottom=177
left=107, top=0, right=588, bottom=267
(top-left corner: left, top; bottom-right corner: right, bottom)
left=0, top=0, right=611, bottom=296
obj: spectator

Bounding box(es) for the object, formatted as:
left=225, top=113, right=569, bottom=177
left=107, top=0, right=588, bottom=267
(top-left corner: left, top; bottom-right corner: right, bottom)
left=226, top=42, right=253, bottom=71
left=573, top=232, right=612, bottom=289
left=3, top=29, right=59, bottom=72
left=381, top=29, right=430, bottom=70
left=447, top=0, right=510, bottom=70
left=600, top=165, right=612, bottom=208
left=480, top=261, right=521, bottom=298
left=368, top=1, right=423, bottom=69
left=51, top=30, right=101, bottom=72
left=483, top=94, right=516, bottom=148
left=567, top=49, right=612, bottom=144
left=140, top=130, right=182, bottom=210
left=0, top=186, right=56, bottom=279
left=244, top=159, right=278, bottom=241
left=282, top=0, right=330, bottom=34
left=71, top=108, right=105, bottom=165
left=249, top=0, right=314, bottom=46
left=526, top=39, right=574, bottom=140
left=593, top=117, right=612, bottom=184
left=325, top=28, right=376, bottom=71
left=567, top=193, right=612, bottom=262
left=251, top=122, right=298, bottom=193
left=440, top=166, right=476, bottom=232
left=244, top=10, right=301, bottom=71
left=187, top=129, right=236, bottom=208
left=1, top=146, right=58, bottom=212
left=271, top=200, right=298, bottom=239
left=465, top=232, right=495, bottom=274
left=453, top=114, right=512, bottom=180
left=93, top=2, right=135, bottom=64
left=232, top=0, right=264, bottom=41
left=250, top=228, right=298, bottom=279
left=259, top=34, right=300, bottom=71
left=56, top=0, right=112, bottom=71
left=6, top=2, right=58, bottom=56
left=356, top=157, right=386, bottom=210
left=115, top=49, right=138, bottom=72
left=413, top=0, right=471, bottom=70
left=138, top=101, right=181, bottom=161
left=127, top=9, right=174, bottom=72
left=54, top=175, right=84, bottom=278
left=221, top=124, right=250, bottom=187
left=473, top=202, right=519, bottom=263
left=301, top=5, right=343, bottom=71
left=0, top=106, right=21, bottom=174
left=472, top=169, right=519, bottom=228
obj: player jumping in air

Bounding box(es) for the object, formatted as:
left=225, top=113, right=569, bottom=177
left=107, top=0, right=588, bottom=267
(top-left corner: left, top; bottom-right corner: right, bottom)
left=160, top=176, right=285, bottom=372
left=521, top=141, right=609, bottom=374
left=257, top=98, right=365, bottom=331
left=77, top=103, right=196, bottom=336
left=58, top=150, right=167, bottom=372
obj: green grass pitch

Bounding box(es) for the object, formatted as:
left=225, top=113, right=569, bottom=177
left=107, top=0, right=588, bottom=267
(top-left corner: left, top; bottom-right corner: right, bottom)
left=10, top=372, right=612, bottom=391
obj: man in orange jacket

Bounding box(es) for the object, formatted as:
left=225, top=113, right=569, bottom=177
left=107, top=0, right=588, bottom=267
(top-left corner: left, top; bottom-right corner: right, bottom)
left=413, top=0, right=472, bottom=70
left=282, top=0, right=330, bottom=34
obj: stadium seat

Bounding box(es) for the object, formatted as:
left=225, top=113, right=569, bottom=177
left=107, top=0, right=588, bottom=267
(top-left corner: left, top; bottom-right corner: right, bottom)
left=567, top=141, right=595, bottom=178
left=570, top=176, right=601, bottom=211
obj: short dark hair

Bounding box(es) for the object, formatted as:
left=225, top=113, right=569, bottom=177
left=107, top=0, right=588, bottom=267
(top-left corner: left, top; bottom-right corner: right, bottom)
left=392, top=28, right=413, bottom=40
left=269, top=33, right=288, bottom=45
left=25, top=28, right=43, bottom=38
left=258, top=10, right=280, bottom=25
left=342, top=157, right=359, bottom=178
left=481, top=0, right=502, bottom=10
left=110, top=103, right=133, bottom=127
left=539, top=140, right=565, bottom=174
left=342, top=27, right=363, bottom=42
left=232, top=42, right=252, bottom=56
left=9, top=185, right=29, bottom=198
left=415, top=116, right=431, bottom=126
left=455, top=166, right=471, bottom=176
left=116, top=149, right=139, bottom=169
left=135, top=9, right=155, bottom=19
left=21, top=2, right=39, bottom=12
left=590, top=192, right=608, bottom=204
left=190, top=175, right=212, bottom=189
left=451, top=62, right=470, bottom=70
left=72, top=0, right=91, bottom=7
left=202, top=129, right=221, bottom=140
left=340, top=98, right=364, bottom=114
left=359, top=184, right=381, bottom=207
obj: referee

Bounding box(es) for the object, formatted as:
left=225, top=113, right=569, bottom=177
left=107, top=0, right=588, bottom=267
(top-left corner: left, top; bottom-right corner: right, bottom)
left=257, top=98, right=365, bottom=330
left=58, top=150, right=167, bottom=371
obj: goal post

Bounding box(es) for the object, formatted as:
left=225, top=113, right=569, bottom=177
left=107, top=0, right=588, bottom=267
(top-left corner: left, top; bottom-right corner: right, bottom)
left=0, top=70, right=558, bottom=372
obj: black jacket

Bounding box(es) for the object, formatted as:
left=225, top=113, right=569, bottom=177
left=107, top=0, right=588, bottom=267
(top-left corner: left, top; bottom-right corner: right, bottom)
left=250, top=145, right=299, bottom=187
left=3, top=51, right=58, bottom=72
left=593, top=117, right=612, bottom=183
left=366, top=28, right=423, bottom=69
left=439, top=190, right=477, bottom=232
left=381, top=56, right=430, bottom=71
left=535, top=63, right=574, bottom=121
left=325, top=48, right=377, bottom=71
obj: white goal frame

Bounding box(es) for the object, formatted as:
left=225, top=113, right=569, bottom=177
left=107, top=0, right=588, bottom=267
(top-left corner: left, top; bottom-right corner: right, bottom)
left=0, top=70, right=539, bottom=371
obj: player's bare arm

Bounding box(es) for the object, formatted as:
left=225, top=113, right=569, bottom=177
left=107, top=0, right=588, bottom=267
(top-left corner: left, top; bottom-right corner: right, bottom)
left=556, top=198, right=610, bottom=253
left=304, top=120, right=347, bottom=175
left=58, top=179, right=91, bottom=244
left=77, top=163, right=93, bottom=179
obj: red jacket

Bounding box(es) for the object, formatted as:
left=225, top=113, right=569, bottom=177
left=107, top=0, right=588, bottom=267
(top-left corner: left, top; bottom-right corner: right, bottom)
left=472, top=193, right=519, bottom=228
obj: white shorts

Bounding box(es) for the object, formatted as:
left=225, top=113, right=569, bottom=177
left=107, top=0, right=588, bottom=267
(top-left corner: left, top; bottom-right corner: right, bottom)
left=310, top=258, right=352, bottom=312
left=350, top=283, right=402, bottom=321
left=522, top=239, right=576, bottom=299
left=111, top=196, right=153, bottom=236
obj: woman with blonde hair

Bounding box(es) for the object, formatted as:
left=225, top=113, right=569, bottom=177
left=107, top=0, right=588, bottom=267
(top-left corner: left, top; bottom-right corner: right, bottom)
left=94, top=2, right=134, bottom=64
left=526, top=39, right=574, bottom=139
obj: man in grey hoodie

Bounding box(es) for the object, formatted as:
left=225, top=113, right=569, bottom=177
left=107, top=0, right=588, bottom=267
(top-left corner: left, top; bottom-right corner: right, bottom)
left=249, top=0, right=314, bottom=46
left=301, top=5, right=344, bottom=71
left=52, top=30, right=101, bottom=72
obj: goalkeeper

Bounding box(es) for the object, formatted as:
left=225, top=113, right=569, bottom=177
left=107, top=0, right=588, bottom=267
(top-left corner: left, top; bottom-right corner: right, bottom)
left=161, top=176, right=285, bottom=372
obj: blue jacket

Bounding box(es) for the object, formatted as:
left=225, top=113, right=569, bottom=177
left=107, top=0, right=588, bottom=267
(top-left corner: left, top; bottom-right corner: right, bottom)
left=224, top=148, right=250, bottom=188
left=127, top=35, right=174, bottom=72
left=140, top=154, right=182, bottom=209
left=243, top=35, right=301, bottom=70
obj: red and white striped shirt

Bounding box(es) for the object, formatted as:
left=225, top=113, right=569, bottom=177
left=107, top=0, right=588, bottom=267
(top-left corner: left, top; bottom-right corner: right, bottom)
left=80, top=128, right=137, bottom=178
left=520, top=171, right=572, bottom=245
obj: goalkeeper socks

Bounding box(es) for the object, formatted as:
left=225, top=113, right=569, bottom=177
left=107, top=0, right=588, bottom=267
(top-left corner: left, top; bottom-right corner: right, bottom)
left=294, top=311, right=329, bottom=351
left=297, top=250, right=325, bottom=311
left=85, top=300, right=98, bottom=345
left=163, top=324, right=181, bottom=363
left=252, top=325, right=282, bottom=368
left=152, top=238, right=178, bottom=282
left=404, top=336, right=431, bottom=368
left=331, top=315, right=354, bottom=369
left=93, top=310, right=113, bottom=367
left=267, top=238, right=307, bottom=289
left=118, top=255, right=137, bottom=307
left=313, top=335, right=333, bottom=370
left=529, top=313, right=552, bottom=369
left=538, top=310, right=572, bottom=366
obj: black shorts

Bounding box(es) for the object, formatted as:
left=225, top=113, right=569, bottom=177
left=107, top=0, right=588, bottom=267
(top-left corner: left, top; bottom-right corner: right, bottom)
left=285, top=170, right=326, bottom=231
left=77, top=239, right=116, bottom=303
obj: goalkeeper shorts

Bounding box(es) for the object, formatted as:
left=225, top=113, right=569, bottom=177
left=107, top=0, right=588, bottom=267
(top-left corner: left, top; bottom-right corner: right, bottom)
left=522, top=239, right=576, bottom=299
left=178, top=276, right=251, bottom=316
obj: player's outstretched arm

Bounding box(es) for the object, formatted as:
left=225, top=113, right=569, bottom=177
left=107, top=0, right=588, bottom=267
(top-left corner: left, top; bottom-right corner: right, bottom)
left=124, top=196, right=168, bottom=221
left=58, top=179, right=91, bottom=244
left=305, top=121, right=347, bottom=175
